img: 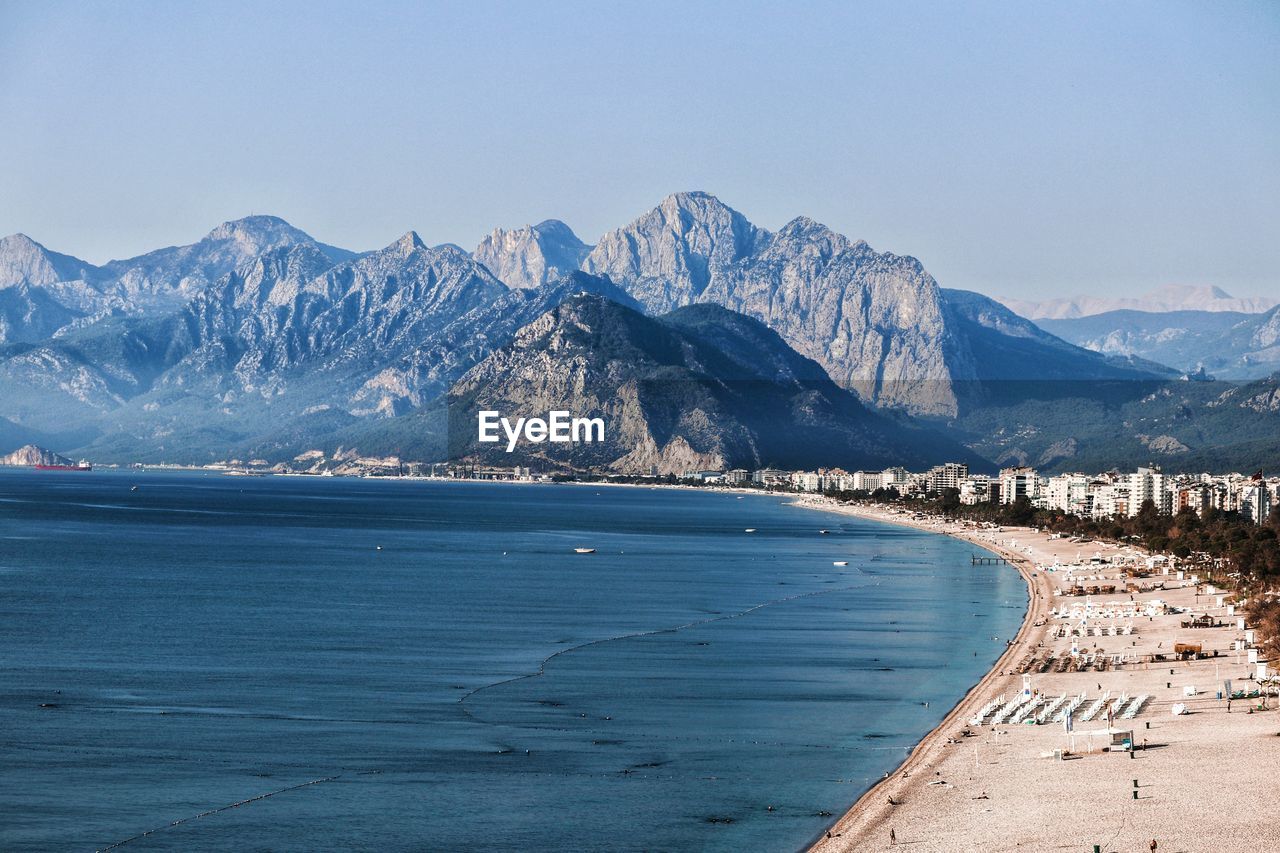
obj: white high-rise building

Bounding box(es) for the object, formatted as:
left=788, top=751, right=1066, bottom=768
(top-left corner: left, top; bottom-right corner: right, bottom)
left=1127, top=467, right=1171, bottom=516
left=999, top=467, right=1039, bottom=505
left=1045, top=474, right=1091, bottom=514
left=880, top=467, right=909, bottom=490
left=959, top=475, right=994, bottom=505
left=790, top=471, right=821, bottom=492
left=852, top=470, right=883, bottom=492
left=1241, top=480, right=1272, bottom=525
left=925, top=462, right=969, bottom=493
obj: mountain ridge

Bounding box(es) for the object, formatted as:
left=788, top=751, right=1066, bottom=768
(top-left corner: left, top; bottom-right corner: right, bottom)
left=1000, top=284, right=1278, bottom=320
left=2, top=193, right=1266, bottom=472
left=443, top=292, right=986, bottom=473
left=1036, top=305, right=1280, bottom=381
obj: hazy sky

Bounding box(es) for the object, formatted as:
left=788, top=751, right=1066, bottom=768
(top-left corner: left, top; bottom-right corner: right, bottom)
left=1, top=0, right=1276, bottom=300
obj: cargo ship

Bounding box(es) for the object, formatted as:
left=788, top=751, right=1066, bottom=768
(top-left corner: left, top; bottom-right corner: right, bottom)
left=35, top=461, right=92, bottom=471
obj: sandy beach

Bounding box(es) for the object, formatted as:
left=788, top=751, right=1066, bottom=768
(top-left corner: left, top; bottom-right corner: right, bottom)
left=800, top=498, right=1280, bottom=853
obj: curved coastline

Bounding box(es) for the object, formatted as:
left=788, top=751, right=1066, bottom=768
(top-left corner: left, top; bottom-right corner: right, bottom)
left=791, top=499, right=1051, bottom=851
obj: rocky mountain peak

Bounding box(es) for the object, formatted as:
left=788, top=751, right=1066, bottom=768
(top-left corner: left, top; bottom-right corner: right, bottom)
left=654, top=191, right=761, bottom=240
left=583, top=191, right=769, bottom=314
left=777, top=215, right=823, bottom=235
left=771, top=216, right=856, bottom=257
left=474, top=219, right=589, bottom=290
left=204, top=215, right=312, bottom=249
left=390, top=231, right=427, bottom=256
left=0, top=233, right=98, bottom=288
left=1, top=233, right=40, bottom=252
left=658, top=190, right=728, bottom=213
left=530, top=219, right=581, bottom=241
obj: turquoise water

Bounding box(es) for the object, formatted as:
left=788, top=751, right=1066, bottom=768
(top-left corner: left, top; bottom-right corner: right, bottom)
left=0, top=471, right=1025, bottom=851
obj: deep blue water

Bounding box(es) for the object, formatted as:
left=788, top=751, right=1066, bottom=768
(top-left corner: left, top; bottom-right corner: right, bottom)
left=0, top=471, right=1025, bottom=852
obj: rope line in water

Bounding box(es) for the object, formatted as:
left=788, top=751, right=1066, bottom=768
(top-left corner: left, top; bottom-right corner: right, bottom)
left=96, top=775, right=340, bottom=851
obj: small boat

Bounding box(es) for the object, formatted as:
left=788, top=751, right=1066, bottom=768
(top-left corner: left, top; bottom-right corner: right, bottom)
left=574, top=548, right=596, bottom=554
left=819, top=529, right=830, bottom=534
left=833, top=561, right=848, bottom=566
left=744, top=528, right=757, bottom=533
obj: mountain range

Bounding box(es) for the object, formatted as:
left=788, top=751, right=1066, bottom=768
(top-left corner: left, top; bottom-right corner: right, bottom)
left=999, top=285, right=1279, bottom=321
left=1, top=193, right=1275, bottom=473
left=1036, top=306, right=1280, bottom=381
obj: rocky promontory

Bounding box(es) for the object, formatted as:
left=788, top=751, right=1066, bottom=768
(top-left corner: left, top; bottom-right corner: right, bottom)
left=0, top=444, right=75, bottom=467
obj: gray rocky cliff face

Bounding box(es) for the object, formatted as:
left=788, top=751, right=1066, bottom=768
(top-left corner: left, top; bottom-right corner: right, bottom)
left=0, top=281, right=86, bottom=344
left=704, top=217, right=965, bottom=414
left=0, top=217, right=356, bottom=342
left=581, top=194, right=964, bottom=415
left=1251, top=306, right=1280, bottom=350
left=583, top=191, right=769, bottom=316
left=147, top=233, right=509, bottom=414
left=473, top=220, right=589, bottom=290
left=577, top=194, right=1172, bottom=416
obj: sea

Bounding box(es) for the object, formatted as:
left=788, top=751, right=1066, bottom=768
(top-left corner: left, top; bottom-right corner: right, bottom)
left=0, top=470, right=1026, bottom=852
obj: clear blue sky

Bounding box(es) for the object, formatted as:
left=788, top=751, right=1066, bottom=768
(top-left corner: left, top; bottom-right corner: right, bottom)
left=1, top=0, right=1276, bottom=300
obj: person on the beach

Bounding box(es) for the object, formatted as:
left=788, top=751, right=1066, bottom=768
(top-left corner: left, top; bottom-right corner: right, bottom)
left=890, top=827, right=897, bottom=844
left=1150, top=839, right=1157, bottom=852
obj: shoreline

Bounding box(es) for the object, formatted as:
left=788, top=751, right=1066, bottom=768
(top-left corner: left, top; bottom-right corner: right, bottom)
left=795, top=499, right=1279, bottom=853
left=791, top=499, right=1051, bottom=850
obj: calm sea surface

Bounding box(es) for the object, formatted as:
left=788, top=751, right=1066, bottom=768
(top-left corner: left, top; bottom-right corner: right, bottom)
left=0, top=470, right=1025, bottom=852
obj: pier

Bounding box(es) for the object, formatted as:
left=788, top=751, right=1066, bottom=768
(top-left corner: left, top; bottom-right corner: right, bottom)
left=972, top=554, right=1010, bottom=565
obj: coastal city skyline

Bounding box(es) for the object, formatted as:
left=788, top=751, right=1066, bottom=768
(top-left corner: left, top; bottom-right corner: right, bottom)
left=37, top=450, right=1267, bottom=527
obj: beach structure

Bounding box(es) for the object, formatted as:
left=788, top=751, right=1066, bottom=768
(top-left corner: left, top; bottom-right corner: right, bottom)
left=808, top=500, right=1279, bottom=853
